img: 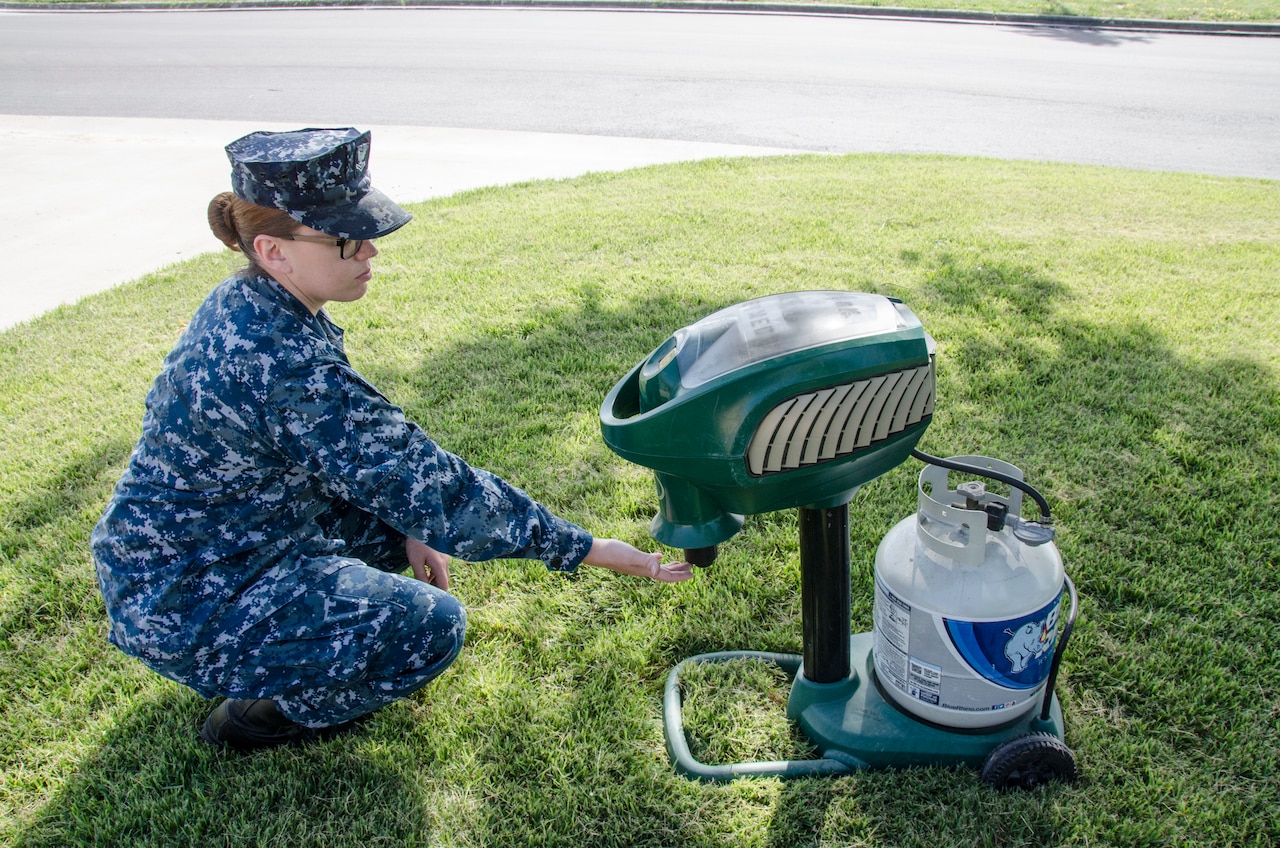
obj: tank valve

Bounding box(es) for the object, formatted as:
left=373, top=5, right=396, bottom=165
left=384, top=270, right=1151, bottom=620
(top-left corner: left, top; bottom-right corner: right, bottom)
left=956, top=480, right=986, bottom=508
left=954, top=480, right=1010, bottom=532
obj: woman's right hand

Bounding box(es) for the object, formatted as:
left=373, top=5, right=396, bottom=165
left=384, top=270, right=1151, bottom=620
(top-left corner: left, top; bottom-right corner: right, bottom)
left=582, top=538, right=694, bottom=583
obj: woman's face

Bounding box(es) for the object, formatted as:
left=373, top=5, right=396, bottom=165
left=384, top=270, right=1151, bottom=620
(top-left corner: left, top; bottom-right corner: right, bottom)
left=259, top=224, right=380, bottom=315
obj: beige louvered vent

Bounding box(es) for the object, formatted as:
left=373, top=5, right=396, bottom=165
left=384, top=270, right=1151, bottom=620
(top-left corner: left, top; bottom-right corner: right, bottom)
left=746, top=362, right=935, bottom=476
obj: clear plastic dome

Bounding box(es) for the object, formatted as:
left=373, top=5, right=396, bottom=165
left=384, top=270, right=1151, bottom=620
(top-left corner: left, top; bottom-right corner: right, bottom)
left=674, top=292, right=910, bottom=389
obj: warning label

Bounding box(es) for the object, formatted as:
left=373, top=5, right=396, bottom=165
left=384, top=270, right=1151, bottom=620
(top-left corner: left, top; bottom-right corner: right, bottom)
left=873, top=579, right=912, bottom=692
left=908, top=657, right=942, bottom=705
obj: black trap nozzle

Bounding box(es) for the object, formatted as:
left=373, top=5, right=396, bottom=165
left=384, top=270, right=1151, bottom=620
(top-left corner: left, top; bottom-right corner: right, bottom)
left=684, top=546, right=718, bottom=568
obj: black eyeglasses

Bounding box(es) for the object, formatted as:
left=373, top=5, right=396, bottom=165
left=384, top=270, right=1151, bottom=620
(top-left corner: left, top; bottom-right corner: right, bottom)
left=282, top=233, right=365, bottom=260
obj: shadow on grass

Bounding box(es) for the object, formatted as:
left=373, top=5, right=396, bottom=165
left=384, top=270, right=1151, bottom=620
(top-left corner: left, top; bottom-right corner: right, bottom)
left=10, top=689, right=433, bottom=848
left=8, top=254, right=1278, bottom=845
left=0, top=437, right=135, bottom=638
left=0, top=438, right=134, bottom=561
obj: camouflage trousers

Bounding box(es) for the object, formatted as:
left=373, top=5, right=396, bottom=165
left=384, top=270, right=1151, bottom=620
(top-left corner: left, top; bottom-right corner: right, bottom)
left=214, top=503, right=466, bottom=728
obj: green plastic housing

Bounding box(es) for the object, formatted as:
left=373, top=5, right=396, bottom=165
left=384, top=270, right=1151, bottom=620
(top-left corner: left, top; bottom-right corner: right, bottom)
left=600, top=292, right=935, bottom=550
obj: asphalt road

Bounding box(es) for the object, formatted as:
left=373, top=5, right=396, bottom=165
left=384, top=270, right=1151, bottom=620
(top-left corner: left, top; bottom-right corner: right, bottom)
left=5, top=7, right=1277, bottom=177
left=1, top=7, right=1277, bottom=328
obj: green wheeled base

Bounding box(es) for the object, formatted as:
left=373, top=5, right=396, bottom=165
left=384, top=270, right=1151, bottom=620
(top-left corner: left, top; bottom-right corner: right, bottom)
left=663, top=632, right=1070, bottom=785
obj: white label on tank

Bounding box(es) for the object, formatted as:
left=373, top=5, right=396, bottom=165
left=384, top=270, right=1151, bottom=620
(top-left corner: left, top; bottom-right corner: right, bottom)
left=908, top=657, right=942, bottom=705
left=873, top=579, right=912, bottom=691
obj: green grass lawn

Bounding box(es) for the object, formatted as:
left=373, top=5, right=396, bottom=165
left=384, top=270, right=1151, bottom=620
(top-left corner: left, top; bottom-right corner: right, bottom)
left=2, top=154, right=1278, bottom=846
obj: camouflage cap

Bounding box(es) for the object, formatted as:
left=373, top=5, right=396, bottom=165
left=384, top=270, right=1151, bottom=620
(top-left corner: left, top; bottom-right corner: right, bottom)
left=225, top=128, right=411, bottom=240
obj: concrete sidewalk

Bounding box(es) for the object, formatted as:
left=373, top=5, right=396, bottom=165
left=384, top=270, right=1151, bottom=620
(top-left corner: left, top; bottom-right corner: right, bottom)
left=2, top=115, right=799, bottom=331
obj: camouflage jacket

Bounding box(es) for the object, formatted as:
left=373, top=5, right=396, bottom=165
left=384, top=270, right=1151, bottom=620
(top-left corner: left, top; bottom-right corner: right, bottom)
left=92, top=271, right=592, bottom=674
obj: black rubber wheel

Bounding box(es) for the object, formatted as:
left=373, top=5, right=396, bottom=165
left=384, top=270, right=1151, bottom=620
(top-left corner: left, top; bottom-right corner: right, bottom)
left=980, top=732, right=1078, bottom=791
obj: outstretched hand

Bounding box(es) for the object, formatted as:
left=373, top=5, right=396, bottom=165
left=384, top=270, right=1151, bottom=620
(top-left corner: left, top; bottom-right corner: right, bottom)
left=582, top=538, right=694, bottom=583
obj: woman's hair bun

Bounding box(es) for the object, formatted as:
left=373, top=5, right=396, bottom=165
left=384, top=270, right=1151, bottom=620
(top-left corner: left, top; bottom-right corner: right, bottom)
left=207, top=191, right=243, bottom=252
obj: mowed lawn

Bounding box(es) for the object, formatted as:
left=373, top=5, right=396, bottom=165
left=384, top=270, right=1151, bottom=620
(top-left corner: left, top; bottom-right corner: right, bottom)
left=1, top=154, right=1277, bottom=846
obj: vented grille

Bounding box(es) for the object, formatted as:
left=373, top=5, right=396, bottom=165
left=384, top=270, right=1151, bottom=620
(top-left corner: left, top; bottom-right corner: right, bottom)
left=746, top=362, right=935, bottom=476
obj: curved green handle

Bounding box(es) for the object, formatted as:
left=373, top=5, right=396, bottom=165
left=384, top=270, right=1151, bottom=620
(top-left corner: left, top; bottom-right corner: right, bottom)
left=662, top=651, right=854, bottom=782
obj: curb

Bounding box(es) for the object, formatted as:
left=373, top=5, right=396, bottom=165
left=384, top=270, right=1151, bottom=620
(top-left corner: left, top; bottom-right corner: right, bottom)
left=3, top=0, right=1279, bottom=36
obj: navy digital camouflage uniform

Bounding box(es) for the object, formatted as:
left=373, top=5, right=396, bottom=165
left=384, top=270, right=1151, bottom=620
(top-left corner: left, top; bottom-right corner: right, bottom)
left=91, top=128, right=594, bottom=728
left=227, top=127, right=411, bottom=240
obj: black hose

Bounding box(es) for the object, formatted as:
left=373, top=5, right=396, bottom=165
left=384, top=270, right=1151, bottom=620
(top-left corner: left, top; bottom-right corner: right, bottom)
left=1040, top=574, right=1078, bottom=722
left=910, top=449, right=1053, bottom=521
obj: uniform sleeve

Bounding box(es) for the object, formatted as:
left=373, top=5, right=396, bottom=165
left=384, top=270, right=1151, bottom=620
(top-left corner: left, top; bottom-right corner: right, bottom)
left=260, top=360, right=593, bottom=571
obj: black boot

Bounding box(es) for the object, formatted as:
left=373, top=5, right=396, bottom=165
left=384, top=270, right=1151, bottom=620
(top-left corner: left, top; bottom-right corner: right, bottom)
left=200, top=698, right=327, bottom=752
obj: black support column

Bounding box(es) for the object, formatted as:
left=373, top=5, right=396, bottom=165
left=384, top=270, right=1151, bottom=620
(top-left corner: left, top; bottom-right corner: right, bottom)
left=798, top=505, right=852, bottom=684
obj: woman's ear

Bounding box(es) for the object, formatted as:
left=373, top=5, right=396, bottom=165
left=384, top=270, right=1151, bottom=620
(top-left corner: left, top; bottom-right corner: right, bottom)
left=253, top=234, right=292, bottom=276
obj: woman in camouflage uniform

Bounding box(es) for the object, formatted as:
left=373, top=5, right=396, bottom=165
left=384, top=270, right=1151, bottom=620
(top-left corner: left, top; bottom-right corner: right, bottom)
left=91, top=128, right=692, bottom=753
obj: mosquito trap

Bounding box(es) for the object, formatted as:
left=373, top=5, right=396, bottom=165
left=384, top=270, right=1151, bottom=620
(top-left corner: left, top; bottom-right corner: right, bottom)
left=599, top=291, right=1078, bottom=789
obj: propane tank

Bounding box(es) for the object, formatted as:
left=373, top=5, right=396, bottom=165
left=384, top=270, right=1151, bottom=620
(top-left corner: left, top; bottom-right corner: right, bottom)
left=873, top=456, right=1064, bottom=729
